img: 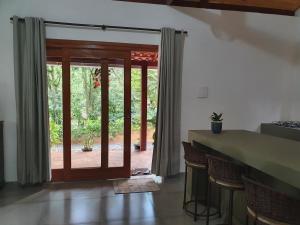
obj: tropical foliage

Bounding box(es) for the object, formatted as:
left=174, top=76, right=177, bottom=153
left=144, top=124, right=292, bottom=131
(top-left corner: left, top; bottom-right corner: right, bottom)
left=210, top=112, right=223, bottom=122
left=47, top=64, right=158, bottom=146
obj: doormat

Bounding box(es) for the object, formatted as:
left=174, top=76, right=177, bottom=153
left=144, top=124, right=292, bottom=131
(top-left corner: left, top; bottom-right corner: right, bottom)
left=113, top=178, right=160, bottom=194
left=131, top=168, right=151, bottom=176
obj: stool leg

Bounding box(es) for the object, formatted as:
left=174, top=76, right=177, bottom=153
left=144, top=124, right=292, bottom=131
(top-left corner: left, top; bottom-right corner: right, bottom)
left=204, top=171, right=208, bottom=212
left=183, top=164, right=187, bottom=209
left=206, top=180, right=211, bottom=225
left=218, top=187, right=222, bottom=218
left=228, top=190, right=234, bottom=225
left=194, top=170, right=199, bottom=221
left=246, top=214, right=248, bottom=225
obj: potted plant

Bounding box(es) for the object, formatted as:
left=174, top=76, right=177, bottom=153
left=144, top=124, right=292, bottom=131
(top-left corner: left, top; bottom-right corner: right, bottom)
left=152, top=130, right=156, bottom=147
left=147, top=116, right=156, bottom=146
left=210, top=112, right=223, bottom=134
left=82, top=133, right=94, bottom=152
left=134, top=138, right=141, bottom=150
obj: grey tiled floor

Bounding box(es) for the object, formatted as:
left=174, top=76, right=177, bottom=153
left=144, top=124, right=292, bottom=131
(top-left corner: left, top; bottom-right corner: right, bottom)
left=0, top=174, right=223, bottom=225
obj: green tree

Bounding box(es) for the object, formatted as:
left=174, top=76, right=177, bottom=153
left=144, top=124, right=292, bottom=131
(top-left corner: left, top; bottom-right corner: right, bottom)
left=47, top=63, right=158, bottom=145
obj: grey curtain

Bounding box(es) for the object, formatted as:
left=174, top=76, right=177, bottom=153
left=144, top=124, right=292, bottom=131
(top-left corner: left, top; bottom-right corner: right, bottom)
left=152, top=28, right=185, bottom=177
left=13, top=16, right=50, bottom=185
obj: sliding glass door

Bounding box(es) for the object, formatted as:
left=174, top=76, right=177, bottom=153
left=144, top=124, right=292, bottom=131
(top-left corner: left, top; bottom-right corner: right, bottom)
left=48, top=45, right=131, bottom=181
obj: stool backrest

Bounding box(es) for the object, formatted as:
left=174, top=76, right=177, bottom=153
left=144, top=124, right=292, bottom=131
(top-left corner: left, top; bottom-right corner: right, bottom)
left=182, top=142, right=207, bottom=165
left=206, top=154, right=244, bottom=186
left=243, top=176, right=300, bottom=225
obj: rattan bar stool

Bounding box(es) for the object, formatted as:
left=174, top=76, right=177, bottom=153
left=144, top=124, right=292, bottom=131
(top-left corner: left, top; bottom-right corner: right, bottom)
left=206, top=155, right=244, bottom=225
left=243, top=176, right=300, bottom=225
left=182, top=142, right=221, bottom=221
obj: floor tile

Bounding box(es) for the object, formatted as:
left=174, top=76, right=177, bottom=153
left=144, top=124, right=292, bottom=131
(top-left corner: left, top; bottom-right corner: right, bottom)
left=148, top=191, right=185, bottom=217
left=10, top=181, right=115, bottom=205
left=0, top=174, right=202, bottom=225
left=99, top=193, right=157, bottom=222
left=0, top=201, right=50, bottom=225
left=98, top=217, right=163, bottom=225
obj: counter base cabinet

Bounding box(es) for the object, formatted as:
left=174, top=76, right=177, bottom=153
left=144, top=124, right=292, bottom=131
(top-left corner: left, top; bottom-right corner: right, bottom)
left=0, top=121, right=3, bottom=187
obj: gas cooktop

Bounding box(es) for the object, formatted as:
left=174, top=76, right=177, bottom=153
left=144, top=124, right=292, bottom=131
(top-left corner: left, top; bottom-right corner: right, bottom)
left=273, top=121, right=300, bottom=129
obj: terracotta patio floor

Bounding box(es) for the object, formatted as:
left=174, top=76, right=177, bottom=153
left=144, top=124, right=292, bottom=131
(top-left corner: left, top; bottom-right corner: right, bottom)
left=51, top=145, right=153, bottom=170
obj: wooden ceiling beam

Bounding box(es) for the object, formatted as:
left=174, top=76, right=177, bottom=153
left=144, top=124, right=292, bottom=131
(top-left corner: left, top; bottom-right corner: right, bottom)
left=115, top=0, right=298, bottom=16
left=208, top=0, right=300, bottom=11
left=205, top=3, right=295, bottom=16
left=166, top=0, right=174, bottom=5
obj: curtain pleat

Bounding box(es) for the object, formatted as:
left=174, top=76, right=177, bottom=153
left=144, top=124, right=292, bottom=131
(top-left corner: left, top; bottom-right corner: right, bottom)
left=13, top=16, right=50, bottom=185
left=151, top=28, right=185, bottom=177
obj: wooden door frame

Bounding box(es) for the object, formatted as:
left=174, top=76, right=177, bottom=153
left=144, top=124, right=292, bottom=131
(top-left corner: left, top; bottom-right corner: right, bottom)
left=47, top=39, right=158, bottom=52
left=47, top=39, right=158, bottom=182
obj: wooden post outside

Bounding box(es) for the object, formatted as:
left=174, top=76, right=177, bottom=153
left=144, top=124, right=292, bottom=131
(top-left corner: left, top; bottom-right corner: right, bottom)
left=140, top=61, right=148, bottom=151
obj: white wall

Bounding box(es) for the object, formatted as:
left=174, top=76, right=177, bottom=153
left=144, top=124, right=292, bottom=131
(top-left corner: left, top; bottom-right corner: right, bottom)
left=281, top=22, right=300, bottom=121
left=0, top=0, right=299, bottom=181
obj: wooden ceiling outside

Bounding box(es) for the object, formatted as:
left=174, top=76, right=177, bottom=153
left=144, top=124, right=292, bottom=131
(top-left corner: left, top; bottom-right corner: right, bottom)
left=116, top=0, right=300, bottom=16
left=131, top=51, right=158, bottom=64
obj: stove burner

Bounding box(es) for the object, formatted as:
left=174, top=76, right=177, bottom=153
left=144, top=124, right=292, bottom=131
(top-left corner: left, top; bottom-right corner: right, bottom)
left=273, top=121, right=300, bottom=129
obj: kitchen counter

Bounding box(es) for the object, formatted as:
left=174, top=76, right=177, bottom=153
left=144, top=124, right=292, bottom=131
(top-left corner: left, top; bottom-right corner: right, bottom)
left=189, top=130, right=300, bottom=190
left=188, top=130, right=300, bottom=224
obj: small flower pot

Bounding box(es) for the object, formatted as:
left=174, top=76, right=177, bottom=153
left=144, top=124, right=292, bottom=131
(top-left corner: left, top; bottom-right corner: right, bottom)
left=211, top=121, right=222, bottom=134
left=82, top=147, right=93, bottom=152
left=134, top=144, right=140, bottom=150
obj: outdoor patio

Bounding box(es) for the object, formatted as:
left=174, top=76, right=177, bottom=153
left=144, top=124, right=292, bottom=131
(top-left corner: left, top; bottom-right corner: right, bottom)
left=51, top=144, right=153, bottom=170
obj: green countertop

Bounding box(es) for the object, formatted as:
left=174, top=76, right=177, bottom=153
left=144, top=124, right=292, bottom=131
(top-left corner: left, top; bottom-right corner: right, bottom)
left=188, top=130, right=300, bottom=190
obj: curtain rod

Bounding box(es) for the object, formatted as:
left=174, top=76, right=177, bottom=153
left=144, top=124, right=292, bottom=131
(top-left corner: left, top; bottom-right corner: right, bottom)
left=10, top=17, right=188, bottom=34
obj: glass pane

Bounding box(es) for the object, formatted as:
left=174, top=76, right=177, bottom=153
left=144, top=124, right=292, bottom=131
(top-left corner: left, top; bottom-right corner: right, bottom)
left=108, top=62, right=124, bottom=168
left=70, top=62, right=101, bottom=168
left=130, top=67, right=158, bottom=172
left=47, top=62, right=63, bottom=169
left=131, top=67, right=141, bottom=151
left=147, top=68, right=158, bottom=150
left=131, top=67, right=144, bottom=171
